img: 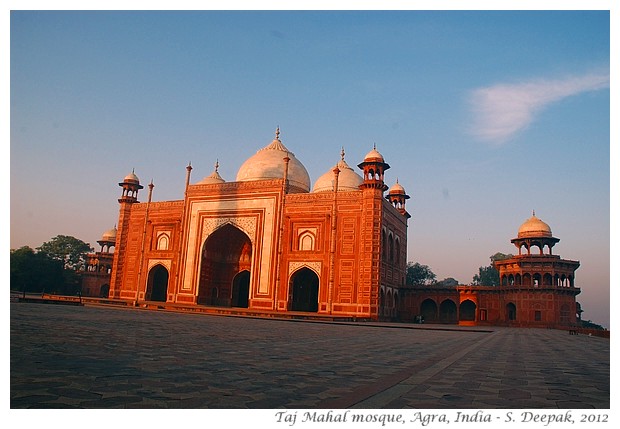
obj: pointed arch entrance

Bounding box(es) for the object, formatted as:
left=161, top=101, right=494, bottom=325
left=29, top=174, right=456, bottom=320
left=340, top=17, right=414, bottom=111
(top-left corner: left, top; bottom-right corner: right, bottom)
left=146, top=264, right=169, bottom=302
left=290, top=267, right=319, bottom=312
left=198, top=224, right=252, bottom=307
left=232, top=270, right=250, bottom=308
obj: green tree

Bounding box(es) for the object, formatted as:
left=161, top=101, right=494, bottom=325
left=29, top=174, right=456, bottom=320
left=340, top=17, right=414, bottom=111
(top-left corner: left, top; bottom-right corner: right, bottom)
left=37, top=235, right=93, bottom=270
left=471, top=252, right=513, bottom=286
left=437, top=277, right=459, bottom=287
left=10, top=246, right=65, bottom=293
left=406, top=262, right=437, bottom=286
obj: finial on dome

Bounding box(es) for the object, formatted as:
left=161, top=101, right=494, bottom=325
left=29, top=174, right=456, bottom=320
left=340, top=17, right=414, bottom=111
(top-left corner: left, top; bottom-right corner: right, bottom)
left=533, top=209, right=536, bottom=217
left=275, top=126, right=281, bottom=141
left=340, top=147, right=345, bottom=161
left=373, top=142, right=376, bottom=150
left=215, top=159, right=219, bottom=172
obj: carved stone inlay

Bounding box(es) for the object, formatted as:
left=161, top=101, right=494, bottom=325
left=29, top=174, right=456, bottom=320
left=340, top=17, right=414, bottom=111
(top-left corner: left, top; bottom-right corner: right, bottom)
left=148, top=259, right=172, bottom=271
left=201, top=216, right=257, bottom=244
left=289, top=261, right=322, bottom=276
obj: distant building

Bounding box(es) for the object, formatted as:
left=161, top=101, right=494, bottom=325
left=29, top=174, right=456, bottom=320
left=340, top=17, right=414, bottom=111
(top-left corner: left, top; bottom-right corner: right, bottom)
left=106, top=129, right=410, bottom=319
left=80, top=226, right=116, bottom=297
left=400, top=213, right=581, bottom=328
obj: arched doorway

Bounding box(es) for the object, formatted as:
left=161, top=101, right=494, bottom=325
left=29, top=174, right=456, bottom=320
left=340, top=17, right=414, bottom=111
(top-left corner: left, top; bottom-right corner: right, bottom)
left=506, top=302, right=517, bottom=322
left=99, top=284, right=110, bottom=298
left=198, top=224, right=252, bottom=306
left=231, top=270, right=250, bottom=308
left=290, top=268, right=319, bottom=312
left=420, top=298, right=438, bottom=322
left=439, top=299, right=457, bottom=323
left=459, top=299, right=476, bottom=322
left=147, top=264, right=169, bottom=302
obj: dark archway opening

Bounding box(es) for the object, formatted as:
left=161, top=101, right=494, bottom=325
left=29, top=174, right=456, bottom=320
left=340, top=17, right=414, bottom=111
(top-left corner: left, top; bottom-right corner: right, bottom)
left=232, top=270, right=250, bottom=308
left=439, top=299, right=457, bottom=323
left=198, top=224, right=252, bottom=306
left=506, top=302, right=517, bottom=321
left=420, top=298, right=438, bottom=322
left=99, top=284, right=110, bottom=298
left=459, top=299, right=476, bottom=322
left=147, top=265, right=169, bottom=302
left=290, top=268, right=319, bottom=312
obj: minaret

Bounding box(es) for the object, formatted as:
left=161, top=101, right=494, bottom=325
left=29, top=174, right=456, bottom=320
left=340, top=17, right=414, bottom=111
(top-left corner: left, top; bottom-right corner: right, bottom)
left=109, top=170, right=144, bottom=299
left=357, top=145, right=390, bottom=319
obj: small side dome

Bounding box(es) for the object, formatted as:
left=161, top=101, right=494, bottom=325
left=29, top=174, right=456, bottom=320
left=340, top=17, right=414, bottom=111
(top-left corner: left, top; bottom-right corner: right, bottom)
left=312, top=148, right=363, bottom=192
left=517, top=212, right=553, bottom=238
left=197, top=161, right=225, bottom=185
left=101, top=226, right=117, bottom=242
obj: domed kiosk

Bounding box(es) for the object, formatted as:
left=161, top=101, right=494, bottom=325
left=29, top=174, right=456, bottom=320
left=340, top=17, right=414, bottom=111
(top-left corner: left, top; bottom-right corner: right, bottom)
left=495, top=211, right=580, bottom=289
left=512, top=211, right=559, bottom=256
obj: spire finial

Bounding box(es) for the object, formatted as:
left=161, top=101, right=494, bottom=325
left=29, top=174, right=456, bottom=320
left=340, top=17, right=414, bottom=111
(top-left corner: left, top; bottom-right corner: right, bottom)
left=275, top=126, right=280, bottom=141
left=132, top=167, right=135, bottom=174
left=340, top=146, right=345, bottom=161
left=533, top=209, right=536, bottom=217
left=373, top=142, right=376, bottom=150
left=215, top=159, right=219, bottom=172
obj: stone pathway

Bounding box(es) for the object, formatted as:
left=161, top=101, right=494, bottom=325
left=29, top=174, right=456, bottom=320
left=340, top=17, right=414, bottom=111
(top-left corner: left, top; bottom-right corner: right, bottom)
left=10, top=302, right=609, bottom=409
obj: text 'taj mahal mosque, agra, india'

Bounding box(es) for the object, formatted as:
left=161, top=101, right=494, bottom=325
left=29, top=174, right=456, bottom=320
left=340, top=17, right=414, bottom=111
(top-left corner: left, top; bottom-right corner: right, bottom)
left=81, top=128, right=581, bottom=328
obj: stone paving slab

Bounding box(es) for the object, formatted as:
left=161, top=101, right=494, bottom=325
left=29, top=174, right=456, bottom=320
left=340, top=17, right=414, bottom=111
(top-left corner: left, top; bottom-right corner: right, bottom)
left=10, top=302, right=609, bottom=409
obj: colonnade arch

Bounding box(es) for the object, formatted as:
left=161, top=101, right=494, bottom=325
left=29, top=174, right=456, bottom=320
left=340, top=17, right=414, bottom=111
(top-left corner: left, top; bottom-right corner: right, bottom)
left=459, top=299, right=476, bottom=322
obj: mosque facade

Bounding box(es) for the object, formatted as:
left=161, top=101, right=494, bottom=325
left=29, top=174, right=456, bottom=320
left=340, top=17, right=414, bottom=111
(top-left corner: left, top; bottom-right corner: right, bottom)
left=105, top=129, right=410, bottom=320
left=85, top=129, right=581, bottom=328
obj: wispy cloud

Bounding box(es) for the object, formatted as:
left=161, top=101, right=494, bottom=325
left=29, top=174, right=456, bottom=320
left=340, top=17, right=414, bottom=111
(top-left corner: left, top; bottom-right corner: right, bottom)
left=468, top=71, right=609, bottom=144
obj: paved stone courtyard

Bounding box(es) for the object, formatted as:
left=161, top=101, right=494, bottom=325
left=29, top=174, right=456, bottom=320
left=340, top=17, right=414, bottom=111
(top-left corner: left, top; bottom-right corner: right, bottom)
left=10, top=302, right=609, bottom=409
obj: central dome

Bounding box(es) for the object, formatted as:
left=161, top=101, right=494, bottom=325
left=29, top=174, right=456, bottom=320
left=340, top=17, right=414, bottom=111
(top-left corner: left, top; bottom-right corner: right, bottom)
left=236, top=128, right=311, bottom=192
left=517, top=213, right=553, bottom=238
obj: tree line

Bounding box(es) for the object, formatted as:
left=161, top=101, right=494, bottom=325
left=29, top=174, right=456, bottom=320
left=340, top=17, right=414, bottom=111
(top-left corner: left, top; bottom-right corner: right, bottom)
left=13, top=234, right=509, bottom=293
left=10, top=235, right=92, bottom=295
left=406, top=252, right=513, bottom=287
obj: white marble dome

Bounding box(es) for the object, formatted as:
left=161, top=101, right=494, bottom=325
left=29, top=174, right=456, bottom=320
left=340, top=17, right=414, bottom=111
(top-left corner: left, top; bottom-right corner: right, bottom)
left=517, top=213, right=553, bottom=238
left=312, top=149, right=363, bottom=192
left=101, top=226, right=117, bottom=242
left=236, top=129, right=311, bottom=192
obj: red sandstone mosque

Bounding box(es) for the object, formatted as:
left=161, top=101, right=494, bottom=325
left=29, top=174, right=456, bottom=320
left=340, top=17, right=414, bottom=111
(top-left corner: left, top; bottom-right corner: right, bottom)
left=82, top=129, right=581, bottom=328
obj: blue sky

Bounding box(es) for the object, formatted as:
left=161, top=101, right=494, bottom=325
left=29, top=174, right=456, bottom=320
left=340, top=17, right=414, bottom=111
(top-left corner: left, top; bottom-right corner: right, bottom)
left=8, top=4, right=613, bottom=328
